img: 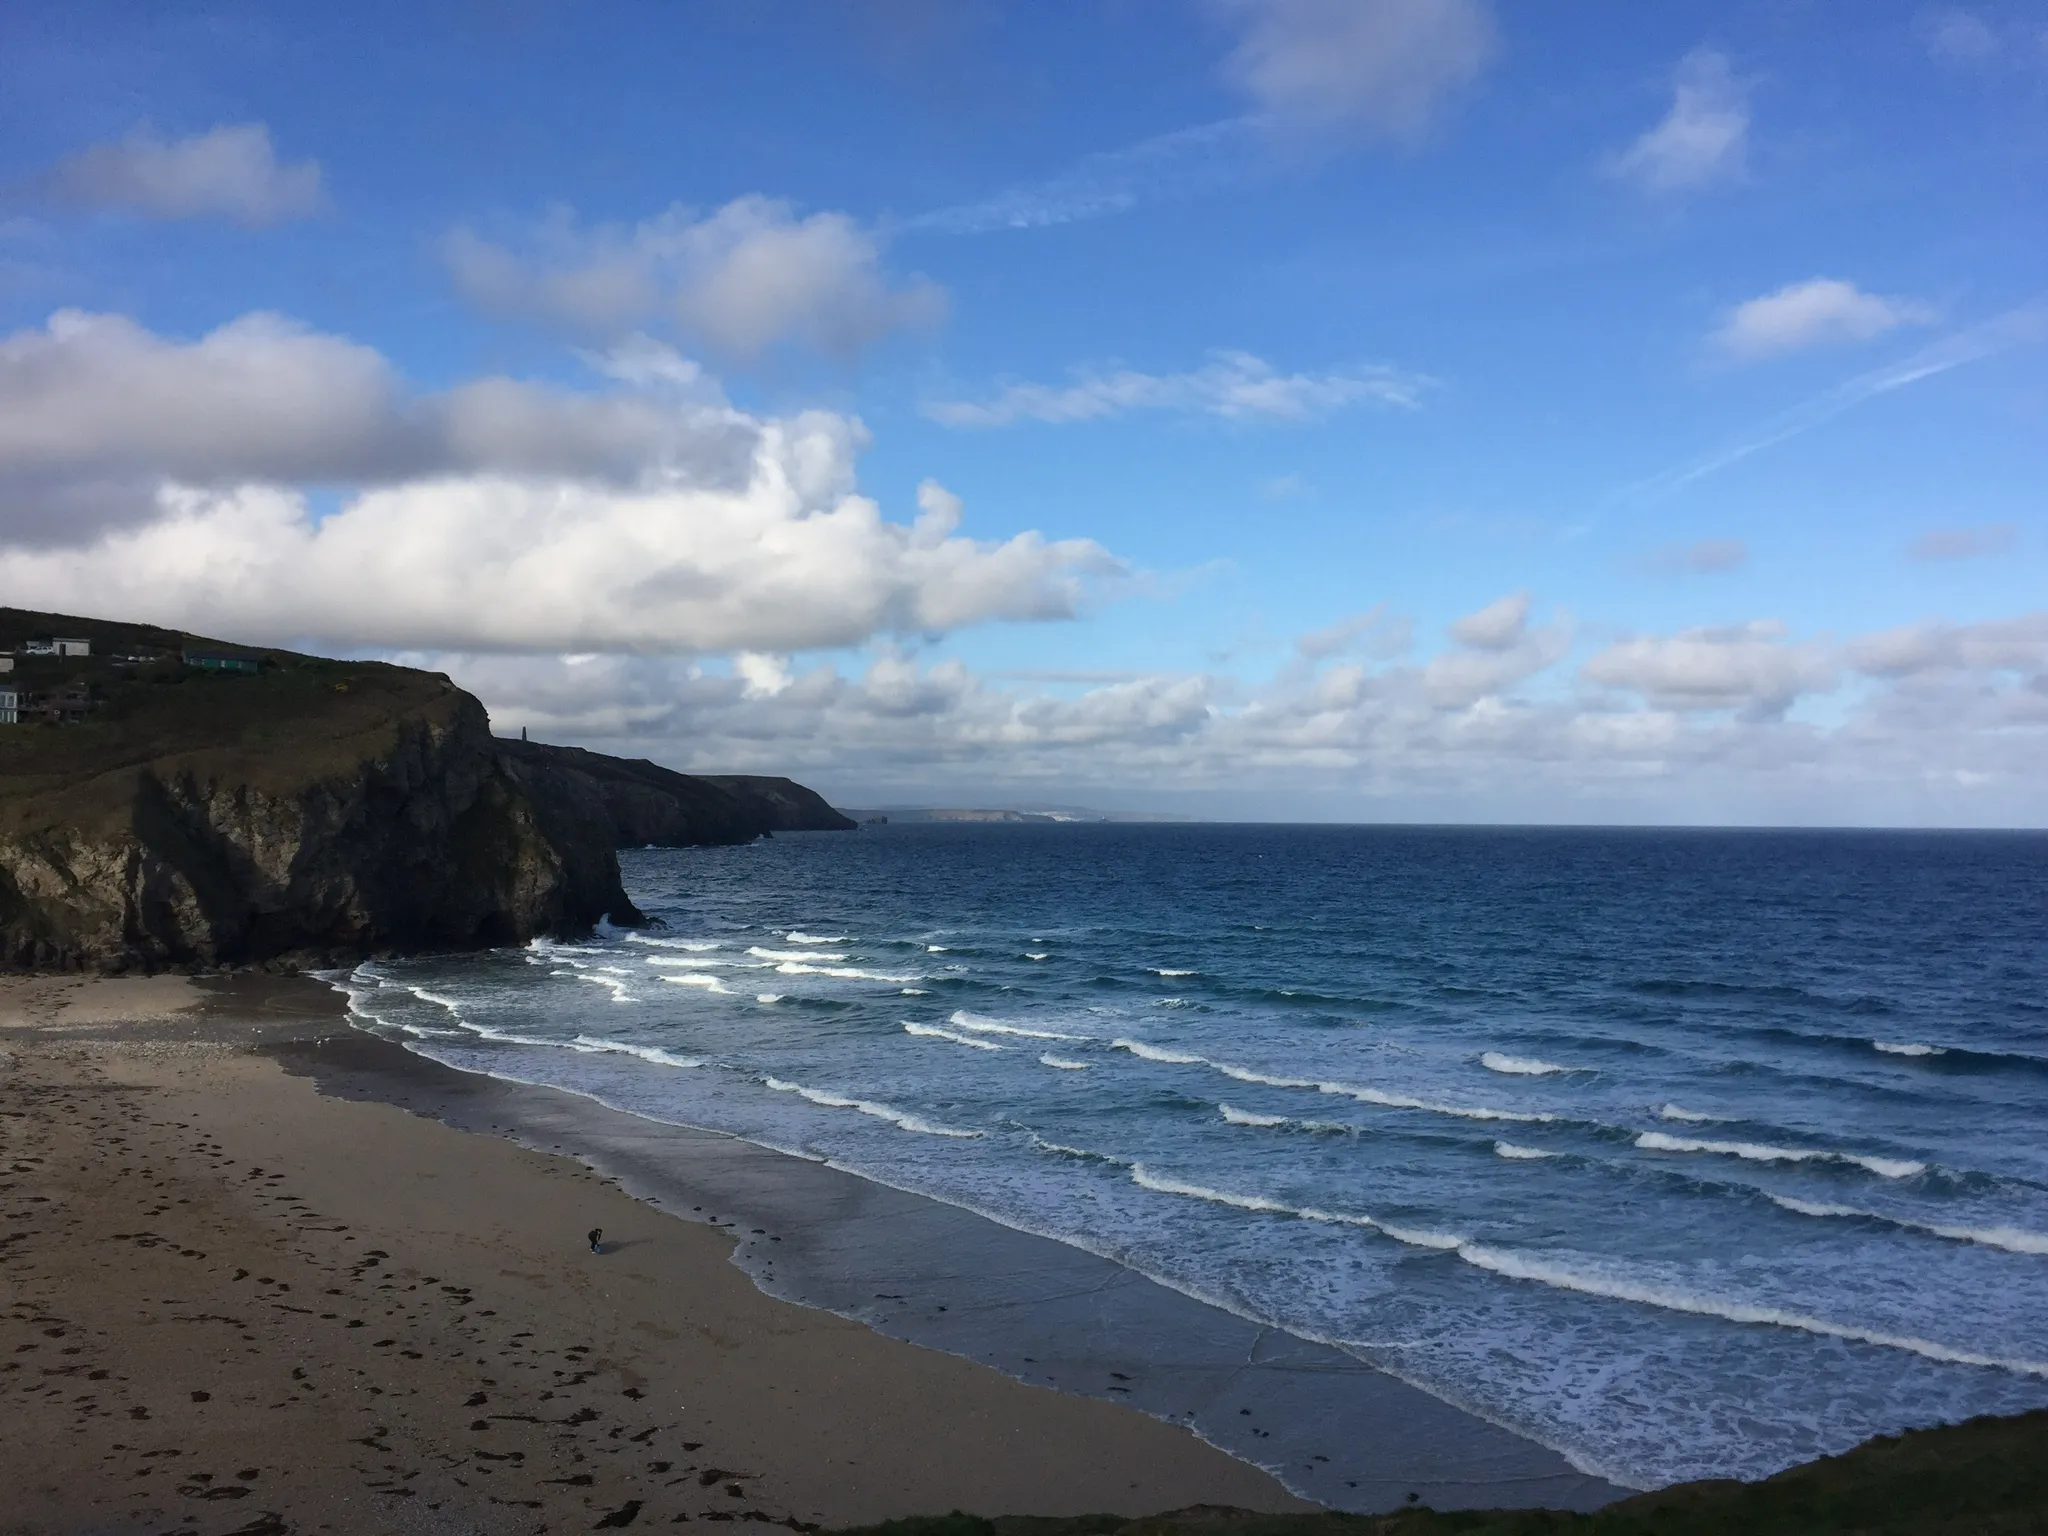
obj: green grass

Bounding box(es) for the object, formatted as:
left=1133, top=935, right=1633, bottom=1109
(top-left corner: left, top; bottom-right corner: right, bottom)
left=0, top=606, right=463, bottom=837
left=828, top=1411, right=2048, bottom=1536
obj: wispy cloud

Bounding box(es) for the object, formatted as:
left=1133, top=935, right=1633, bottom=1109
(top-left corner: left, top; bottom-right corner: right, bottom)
left=1619, top=301, right=2048, bottom=505
left=1604, top=49, right=1749, bottom=194
left=1909, top=523, right=2018, bottom=562
left=906, top=117, right=1269, bottom=236
left=923, top=351, right=1428, bottom=428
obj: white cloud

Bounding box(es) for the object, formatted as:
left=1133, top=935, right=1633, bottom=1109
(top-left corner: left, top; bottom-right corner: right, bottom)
left=924, top=351, right=1426, bottom=428
left=1850, top=614, right=2048, bottom=677
left=1907, top=522, right=2018, bottom=562
left=1605, top=50, right=1749, bottom=194
left=0, top=310, right=1115, bottom=653
left=0, top=311, right=757, bottom=540
left=1711, top=279, right=1937, bottom=362
left=436, top=604, right=2048, bottom=825
left=1582, top=622, right=1835, bottom=716
left=1216, top=0, right=1498, bottom=141
left=1427, top=593, right=1569, bottom=707
left=445, top=196, right=946, bottom=358
left=1447, top=590, right=1529, bottom=650
left=47, top=123, right=325, bottom=226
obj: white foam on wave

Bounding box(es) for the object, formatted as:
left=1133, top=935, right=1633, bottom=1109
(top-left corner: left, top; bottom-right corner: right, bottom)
left=627, top=935, right=722, bottom=952
left=1482, top=1052, right=1570, bottom=1076
left=1495, top=1142, right=1557, bottom=1159
left=406, top=985, right=465, bottom=1016
left=1130, top=1165, right=1466, bottom=1249
left=1111, top=1039, right=1554, bottom=1124
left=761, top=1077, right=981, bottom=1138
left=926, top=944, right=950, bottom=953
left=569, top=1035, right=703, bottom=1069
left=1657, top=1103, right=1728, bottom=1123
left=786, top=931, right=850, bottom=944
left=901, top=987, right=930, bottom=996
left=749, top=946, right=846, bottom=963
left=774, top=961, right=916, bottom=982
left=756, top=993, right=784, bottom=1004
left=660, top=972, right=727, bottom=993
left=1769, top=1195, right=2048, bottom=1256
left=952, top=1010, right=1084, bottom=1041
left=569, top=973, right=638, bottom=1002
left=902, top=1021, right=1003, bottom=1051
left=1152, top=967, right=1198, bottom=977
left=1875, top=1041, right=1948, bottom=1058
left=1219, top=1104, right=1290, bottom=1128
left=1636, top=1130, right=1925, bottom=1180
left=642, top=955, right=733, bottom=969
left=1039, top=1055, right=1091, bottom=1071
left=1456, top=1245, right=2048, bottom=1378
left=1024, top=952, right=1051, bottom=961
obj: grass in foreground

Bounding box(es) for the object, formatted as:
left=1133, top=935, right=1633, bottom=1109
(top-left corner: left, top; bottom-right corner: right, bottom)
left=832, top=1410, right=2048, bottom=1536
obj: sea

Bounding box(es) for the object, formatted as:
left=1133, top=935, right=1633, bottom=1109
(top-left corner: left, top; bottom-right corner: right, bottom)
left=333, top=824, right=2048, bottom=1494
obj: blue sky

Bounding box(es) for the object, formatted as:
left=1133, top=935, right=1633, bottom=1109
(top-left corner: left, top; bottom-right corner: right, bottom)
left=1, top=1, right=2044, bottom=822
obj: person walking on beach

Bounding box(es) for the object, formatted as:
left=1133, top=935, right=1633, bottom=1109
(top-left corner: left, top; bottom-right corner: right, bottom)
left=587, top=1227, right=603, bottom=1254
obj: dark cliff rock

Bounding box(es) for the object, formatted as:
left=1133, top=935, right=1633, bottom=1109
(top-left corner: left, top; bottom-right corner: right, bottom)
left=496, top=742, right=856, bottom=845
left=0, top=609, right=641, bottom=972
left=698, top=775, right=858, bottom=833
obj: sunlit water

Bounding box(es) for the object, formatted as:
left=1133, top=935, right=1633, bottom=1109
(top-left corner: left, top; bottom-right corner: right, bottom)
left=337, top=824, right=2048, bottom=1489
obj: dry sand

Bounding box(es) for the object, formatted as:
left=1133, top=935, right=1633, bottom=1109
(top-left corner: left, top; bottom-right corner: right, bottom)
left=0, top=973, right=1313, bottom=1535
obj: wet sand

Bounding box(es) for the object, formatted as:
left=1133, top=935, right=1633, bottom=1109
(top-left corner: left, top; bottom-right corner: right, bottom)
left=0, top=973, right=1314, bottom=1534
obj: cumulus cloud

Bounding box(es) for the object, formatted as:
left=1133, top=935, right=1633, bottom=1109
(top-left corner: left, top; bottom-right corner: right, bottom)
left=1907, top=522, right=2018, bottom=562
left=432, top=603, right=2048, bottom=824
left=444, top=196, right=946, bottom=358
left=46, top=123, right=325, bottom=226
left=1215, top=0, right=1498, bottom=141
left=1605, top=50, right=1749, bottom=194
left=1582, top=621, right=1835, bottom=717
left=1851, top=613, right=2048, bottom=677
left=1710, top=279, right=1937, bottom=362
left=0, top=310, right=1115, bottom=652
left=924, top=351, right=1426, bottom=427
left=0, top=311, right=758, bottom=540
left=1426, top=592, right=1569, bottom=706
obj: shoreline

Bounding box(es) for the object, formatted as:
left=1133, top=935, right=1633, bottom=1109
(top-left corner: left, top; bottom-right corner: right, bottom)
left=0, top=971, right=1617, bottom=1533
left=282, top=1007, right=1619, bottom=1514
left=2, top=972, right=1314, bottom=1533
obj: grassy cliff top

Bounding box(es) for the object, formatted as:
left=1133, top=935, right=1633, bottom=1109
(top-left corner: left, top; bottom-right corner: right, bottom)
left=0, top=607, right=466, bottom=838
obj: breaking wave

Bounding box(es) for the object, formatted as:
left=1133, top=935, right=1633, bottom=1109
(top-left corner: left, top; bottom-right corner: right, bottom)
left=1636, top=1131, right=1925, bottom=1180
left=761, top=1077, right=981, bottom=1138
left=902, top=1020, right=1003, bottom=1051
left=1482, top=1052, right=1571, bottom=1076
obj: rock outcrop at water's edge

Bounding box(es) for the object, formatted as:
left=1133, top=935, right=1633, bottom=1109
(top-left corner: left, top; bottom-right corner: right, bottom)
left=0, top=605, right=849, bottom=973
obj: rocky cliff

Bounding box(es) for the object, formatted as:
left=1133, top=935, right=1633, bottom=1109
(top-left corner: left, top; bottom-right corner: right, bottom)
left=497, top=741, right=856, bottom=845
left=0, top=607, right=856, bottom=972
left=0, top=616, right=643, bottom=971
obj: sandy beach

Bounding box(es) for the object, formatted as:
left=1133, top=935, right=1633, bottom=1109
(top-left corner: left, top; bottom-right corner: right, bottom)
left=0, top=973, right=1315, bottom=1534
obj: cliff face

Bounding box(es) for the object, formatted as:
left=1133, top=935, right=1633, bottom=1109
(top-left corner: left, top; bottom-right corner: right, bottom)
left=0, top=614, right=641, bottom=972
left=498, top=743, right=856, bottom=845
